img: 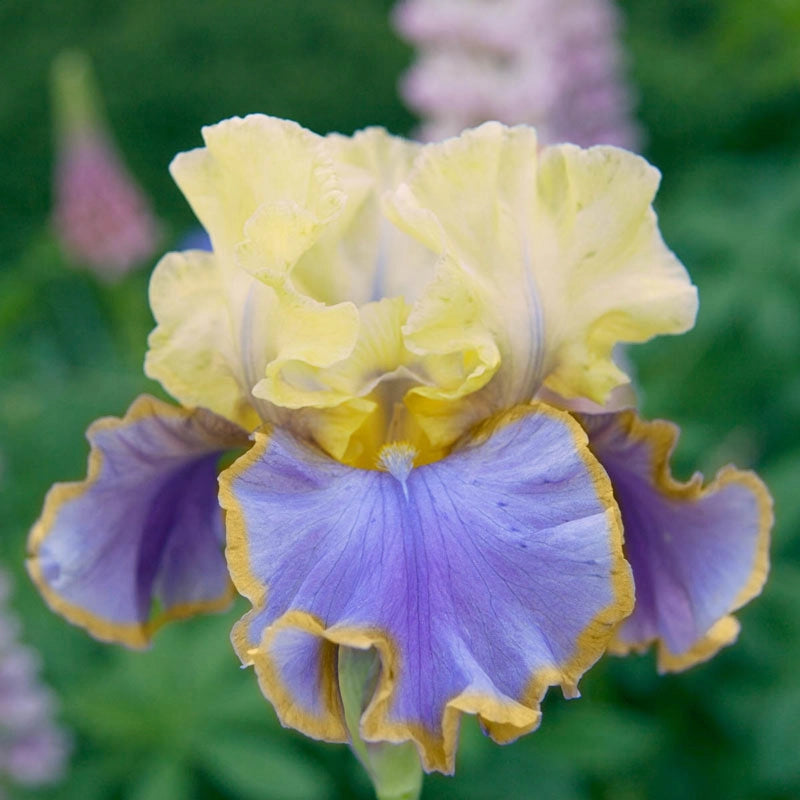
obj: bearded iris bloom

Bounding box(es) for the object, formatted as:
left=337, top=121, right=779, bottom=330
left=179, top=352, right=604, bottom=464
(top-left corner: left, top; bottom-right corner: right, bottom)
left=28, top=116, right=771, bottom=781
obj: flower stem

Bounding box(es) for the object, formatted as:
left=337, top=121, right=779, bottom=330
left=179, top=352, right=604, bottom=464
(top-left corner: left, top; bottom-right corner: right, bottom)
left=338, top=646, right=423, bottom=800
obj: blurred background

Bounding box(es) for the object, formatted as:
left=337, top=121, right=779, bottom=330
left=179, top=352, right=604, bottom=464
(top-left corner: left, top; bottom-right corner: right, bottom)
left=1, top=0, right=800, bottom=797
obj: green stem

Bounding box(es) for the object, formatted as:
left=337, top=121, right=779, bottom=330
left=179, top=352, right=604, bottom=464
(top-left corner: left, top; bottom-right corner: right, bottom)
left=51, top=49, right=106, bottom=141
left=338, top=647, right=424, bottom=800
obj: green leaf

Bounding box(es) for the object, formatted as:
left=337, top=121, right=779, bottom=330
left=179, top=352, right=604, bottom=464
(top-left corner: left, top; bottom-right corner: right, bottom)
left=126, top=757, right=194, bottom=800
left=197, top=732, right=332, bottom=800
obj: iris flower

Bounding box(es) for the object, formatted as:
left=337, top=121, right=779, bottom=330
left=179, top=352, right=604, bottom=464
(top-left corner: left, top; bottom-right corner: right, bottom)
left=28, top=117, right=771, bottom=780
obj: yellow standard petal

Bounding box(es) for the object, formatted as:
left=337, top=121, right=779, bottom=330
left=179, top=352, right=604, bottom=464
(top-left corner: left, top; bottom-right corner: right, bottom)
left=145, top=249, right=265, bottom=431
left=255, top=297, right=434, bottom=467
left=385, top=122, right=698, bottom=450
left=170, top=114, right=344, bottom=260
left=148, top=115, right=367, bottom=438
left=291, top=127, right=434, bottom=307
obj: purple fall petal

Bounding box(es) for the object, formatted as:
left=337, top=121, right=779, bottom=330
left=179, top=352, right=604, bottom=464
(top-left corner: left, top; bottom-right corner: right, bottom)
left=221, top=404, right=632, bottom=773
left=582, top=411, right=772, bottom=672
left=28, top=395, right=249, bottom=648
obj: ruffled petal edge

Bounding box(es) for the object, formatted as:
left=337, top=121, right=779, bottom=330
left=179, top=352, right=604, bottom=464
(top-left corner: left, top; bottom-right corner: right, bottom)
left=599, top=412, right=772, bottom=672
left=27, top=395, right=242, bottom=648
left=221, top=403, right=633, bottom=772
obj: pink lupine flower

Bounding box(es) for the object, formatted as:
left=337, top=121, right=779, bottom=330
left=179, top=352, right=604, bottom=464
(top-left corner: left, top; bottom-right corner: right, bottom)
left=0, top=569, right=69, bottom=793
left=394, top=0, right=641, bottom=148
left=51, top=51, right=160, bottom=280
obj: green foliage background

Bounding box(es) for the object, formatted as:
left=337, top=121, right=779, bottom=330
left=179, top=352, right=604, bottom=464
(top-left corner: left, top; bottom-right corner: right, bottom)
left=1, top=1, right=799, bottom=797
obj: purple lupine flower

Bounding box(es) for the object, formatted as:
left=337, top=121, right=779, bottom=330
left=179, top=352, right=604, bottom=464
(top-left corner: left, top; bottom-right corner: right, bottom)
left=51, top=51, right=161, bottom=281
left=0, top=568, right=69, bottom=794
left=394, top=0, right=641, bottom=148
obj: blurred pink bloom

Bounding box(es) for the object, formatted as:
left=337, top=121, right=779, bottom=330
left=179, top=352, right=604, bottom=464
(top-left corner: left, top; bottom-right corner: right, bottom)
left=52, top=51, right=160, bottom=280
left=0, top=569, right=70, bottom=792
left=394, top=0, right=641, bottom=148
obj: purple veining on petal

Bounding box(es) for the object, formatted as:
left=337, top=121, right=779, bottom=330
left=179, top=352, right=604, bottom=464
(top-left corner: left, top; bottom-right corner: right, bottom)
left=223, top=405, right=631, bottom=771
left=135, top=452, right=226, bottom=617
left=269, top=626, right=337, bottom=719
left=28, top=395, right=249, bottom=647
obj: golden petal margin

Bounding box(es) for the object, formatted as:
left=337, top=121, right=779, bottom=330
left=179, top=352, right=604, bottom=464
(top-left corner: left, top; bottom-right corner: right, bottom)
left=597, top=411, right=773, bottom=673
left=27, top=394, right=246, bottom=649
left=220, top=402, right=635, bottom=773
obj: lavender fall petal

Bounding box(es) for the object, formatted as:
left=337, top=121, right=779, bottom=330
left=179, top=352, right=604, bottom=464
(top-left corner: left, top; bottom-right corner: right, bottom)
left=28, top=395, right=249, bottom=648
left=582, top=411, right=772, bottom=672
left=221, top=403, right=632, bottom=773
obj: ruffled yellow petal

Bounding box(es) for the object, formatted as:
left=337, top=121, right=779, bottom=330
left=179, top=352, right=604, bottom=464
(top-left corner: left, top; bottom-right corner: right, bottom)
left=153, top=116, right=374, bottom=439
left=254, top=297, right=433, bottom=466
left=320, top=297, right=434, bottom=465
left=162, top=117, right=441, bottom=461
left=145, top=250, right=264, bottom=431
left=318, top=297, right=420, bottom=398
left=402, top=253, right=502, bottom=448
left=170, top=115, right=343, bottom=261
left=235, top=204, right=362, bottom=410
left=291, top=126, right=436, bottom=307
left=386, top=122, right=697, bottom=448
left=146, top=247, right=366, bottom=453
left=535, top=143, right=698, bottom=402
